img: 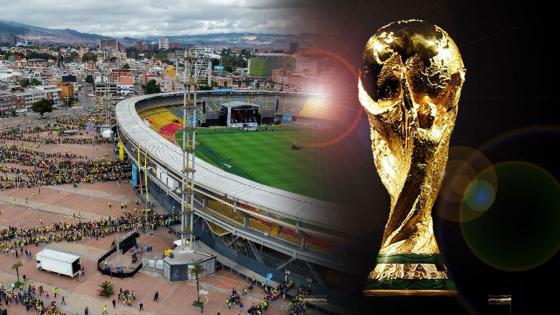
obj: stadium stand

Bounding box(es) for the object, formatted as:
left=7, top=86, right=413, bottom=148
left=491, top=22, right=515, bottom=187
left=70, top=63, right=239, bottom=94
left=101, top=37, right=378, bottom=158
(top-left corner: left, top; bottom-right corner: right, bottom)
left=160, top=123, right=181, bottom=137
left=205, top=197, right=337, bottom=252
left=205, top=199, right=335, bottom=252
left=139, top=107, right=183, bottom=140
left=207, top=199, right=244, bottom=224
left=206, top=221, right=229, bottom=236
left=278, top=226, right=302, bottom=244
left=248, top=217, right=273, bottom=234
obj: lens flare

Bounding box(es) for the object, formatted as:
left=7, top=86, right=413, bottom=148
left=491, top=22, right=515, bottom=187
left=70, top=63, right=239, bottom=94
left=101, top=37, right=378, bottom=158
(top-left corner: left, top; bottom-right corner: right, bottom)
left=436, top=146, right=497, bottom=222
left=463, top=179, right=496, bottom=212
left=293, top=48, right=363, bottom=149
left=461, top=161, right=560, bottom=271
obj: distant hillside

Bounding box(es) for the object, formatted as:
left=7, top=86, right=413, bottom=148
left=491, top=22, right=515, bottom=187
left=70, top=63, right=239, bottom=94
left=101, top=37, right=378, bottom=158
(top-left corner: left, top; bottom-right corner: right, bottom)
left=0, top=21, right=111, bottom=45
left=143, top=33, right=324, bottom=49
left=0, top=22, right=27, bottom=34
left=0, top=20, right=330, bottom=49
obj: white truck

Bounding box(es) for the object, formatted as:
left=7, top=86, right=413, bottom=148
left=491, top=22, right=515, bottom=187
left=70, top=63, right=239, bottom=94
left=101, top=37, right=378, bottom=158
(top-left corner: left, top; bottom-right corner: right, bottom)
left=36, top=248, right=81, bottom=278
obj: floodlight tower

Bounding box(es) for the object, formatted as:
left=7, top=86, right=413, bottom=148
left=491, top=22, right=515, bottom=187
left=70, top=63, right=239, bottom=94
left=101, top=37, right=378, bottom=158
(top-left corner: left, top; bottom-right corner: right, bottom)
left=180, top=48, right=198, bottom=252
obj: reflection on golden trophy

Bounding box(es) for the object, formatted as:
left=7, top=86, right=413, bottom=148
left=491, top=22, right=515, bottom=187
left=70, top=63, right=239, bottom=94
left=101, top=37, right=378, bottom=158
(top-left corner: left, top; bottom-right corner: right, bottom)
left=358, top=20, right=466, bottom=295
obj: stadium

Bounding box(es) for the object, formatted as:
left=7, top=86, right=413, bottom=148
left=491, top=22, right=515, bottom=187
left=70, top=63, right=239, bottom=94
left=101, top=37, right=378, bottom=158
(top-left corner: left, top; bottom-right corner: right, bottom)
left=116, top=90, right=350, bottom=311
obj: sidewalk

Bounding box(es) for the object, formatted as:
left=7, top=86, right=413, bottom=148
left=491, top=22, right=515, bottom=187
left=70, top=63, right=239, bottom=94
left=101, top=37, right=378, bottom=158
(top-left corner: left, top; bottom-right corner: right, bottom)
left=0, top=195, right=105, bottom=220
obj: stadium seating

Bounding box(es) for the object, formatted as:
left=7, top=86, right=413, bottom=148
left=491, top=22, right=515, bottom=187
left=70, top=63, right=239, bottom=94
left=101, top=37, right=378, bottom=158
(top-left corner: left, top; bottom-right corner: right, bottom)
left=139, top=108, right=183, bottom=140
left=207, top=200, right=283, bottom=237
left=206, top=221, right=228, bottom=236
left=206, top=199, right=334, bottom=252
left=247, top=217, right=273, bottom=234
left=207, top=199, right=244, bottom=224
left=160, top=123, right=181, bottom=137
left=278, top=227, right=301, bottom=245
left=307, top=236, right=336, bottom=252
left=270, top=224, right=280, bottom=237
left=277, top=227, right=335, bottom=252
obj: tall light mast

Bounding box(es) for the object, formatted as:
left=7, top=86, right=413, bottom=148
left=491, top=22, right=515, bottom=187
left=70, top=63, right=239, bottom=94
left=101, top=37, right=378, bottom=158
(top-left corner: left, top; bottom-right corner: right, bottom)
left=181, top=48, right=197, bottom=251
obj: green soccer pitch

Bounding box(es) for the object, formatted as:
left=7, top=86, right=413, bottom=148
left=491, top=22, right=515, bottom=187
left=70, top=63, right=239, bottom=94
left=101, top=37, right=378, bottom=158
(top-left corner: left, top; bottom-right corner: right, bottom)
left=175, top=126, right=336, bottom=200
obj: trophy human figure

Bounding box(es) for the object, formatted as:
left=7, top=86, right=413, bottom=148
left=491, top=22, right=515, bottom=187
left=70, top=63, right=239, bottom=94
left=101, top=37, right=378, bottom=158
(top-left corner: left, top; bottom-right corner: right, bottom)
left=358, top=20, right=466, bottom=295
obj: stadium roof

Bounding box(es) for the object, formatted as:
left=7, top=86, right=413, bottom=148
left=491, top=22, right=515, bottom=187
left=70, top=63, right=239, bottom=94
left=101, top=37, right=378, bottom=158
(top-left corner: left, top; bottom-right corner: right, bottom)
left=220, top=100, right=260, bottom=109
left=116, top=92, right=344, bottom=231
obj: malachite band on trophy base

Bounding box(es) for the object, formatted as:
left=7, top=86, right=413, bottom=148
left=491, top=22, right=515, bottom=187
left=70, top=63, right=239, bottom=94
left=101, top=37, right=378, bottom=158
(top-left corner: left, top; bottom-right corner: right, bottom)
left=364, top=254, right=457, bottom=296
left=375, top=253, right=445, bottom=265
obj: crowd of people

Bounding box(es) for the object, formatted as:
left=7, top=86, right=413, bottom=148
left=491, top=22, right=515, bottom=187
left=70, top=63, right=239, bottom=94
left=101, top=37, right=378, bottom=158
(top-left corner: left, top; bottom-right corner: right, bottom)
left=247, top=280, right=294, bottom=315
left=116, top=288, right=137, bottom=307
left=0, top=209, right=178, bottom=256
left=288, top=285, right=311, bottom=315
left=0, top=112, right=112, bottom=145
left=53, top=109, right=115, bottom=127
left=221, top=277, right=299, bottom=315
left=0, top=282, right=65, bottom=315
left=0, top=144, right=129, bottom=190
left=0, top=95, right=147, bottom=315
left=0, top=132, right=110, bottom=145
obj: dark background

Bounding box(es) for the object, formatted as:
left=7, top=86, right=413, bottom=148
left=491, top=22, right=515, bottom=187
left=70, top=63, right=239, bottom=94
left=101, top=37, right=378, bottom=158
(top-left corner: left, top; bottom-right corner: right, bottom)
left=298, top=1, right=560, bottom=314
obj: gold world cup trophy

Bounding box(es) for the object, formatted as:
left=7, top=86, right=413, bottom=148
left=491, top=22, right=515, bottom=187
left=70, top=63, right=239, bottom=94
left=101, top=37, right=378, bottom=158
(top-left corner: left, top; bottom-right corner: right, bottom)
left=358, top=20, right=466, bottom=295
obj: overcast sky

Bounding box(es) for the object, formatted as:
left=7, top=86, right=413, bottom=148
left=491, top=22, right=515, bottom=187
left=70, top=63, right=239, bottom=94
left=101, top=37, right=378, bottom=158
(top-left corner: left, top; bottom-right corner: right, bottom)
left=1, top=0, right=311, bottom=37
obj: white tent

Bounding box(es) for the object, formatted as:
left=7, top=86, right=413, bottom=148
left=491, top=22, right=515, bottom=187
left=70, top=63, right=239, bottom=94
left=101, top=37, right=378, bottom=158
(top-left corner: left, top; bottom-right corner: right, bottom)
left=101, top=129, right=113, bottom=138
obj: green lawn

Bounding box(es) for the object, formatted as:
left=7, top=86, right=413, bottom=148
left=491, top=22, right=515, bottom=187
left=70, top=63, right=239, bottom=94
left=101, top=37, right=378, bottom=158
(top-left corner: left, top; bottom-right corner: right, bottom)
left=175, top=126, right=336, bottom=200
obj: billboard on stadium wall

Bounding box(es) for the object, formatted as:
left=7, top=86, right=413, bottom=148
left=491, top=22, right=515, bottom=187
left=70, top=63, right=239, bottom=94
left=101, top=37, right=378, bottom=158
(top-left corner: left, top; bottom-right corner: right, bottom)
left=118, top=142, right=125, bottom=161
left=131, top=164, right=138, bottom=186
left=282, top=112, right=293, bottom=124
left=212, top=87, right=235, bottom=93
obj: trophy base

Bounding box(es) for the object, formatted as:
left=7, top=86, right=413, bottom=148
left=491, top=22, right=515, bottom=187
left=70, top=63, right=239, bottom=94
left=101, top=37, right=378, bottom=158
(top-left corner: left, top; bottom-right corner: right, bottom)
left=364, top=254, right=456, bottom=297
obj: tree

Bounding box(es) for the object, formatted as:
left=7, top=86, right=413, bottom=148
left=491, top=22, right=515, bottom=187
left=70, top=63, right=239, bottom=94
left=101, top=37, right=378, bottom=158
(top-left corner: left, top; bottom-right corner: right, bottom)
left=122, top=63, right=130, bottom=70
left=190, top=263, right=206, bottom=304
left=144, top=79, right=161, bottom=94
left=81, top=51, right=97, bottom=62
left=211, top=58, right=220, bottom=68
left=12, top=261, right=23, bottom=283
left=239, top=48, right=252, bottom=59
left=98, top=281, right=114, bottom=297
left=220, top=49, right=247, bottom=72
left=29, top=78, right=42, bottom=86
left=31, top=98, right=54, bottom=117
left=65, top=96, right=78, bottom=107
left=85, top=75, right=94, bottom=84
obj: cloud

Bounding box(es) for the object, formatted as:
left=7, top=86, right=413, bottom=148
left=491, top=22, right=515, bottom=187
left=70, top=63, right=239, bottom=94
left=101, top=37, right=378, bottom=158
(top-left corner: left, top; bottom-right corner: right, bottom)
left=0, top=0, right=308, bottom=37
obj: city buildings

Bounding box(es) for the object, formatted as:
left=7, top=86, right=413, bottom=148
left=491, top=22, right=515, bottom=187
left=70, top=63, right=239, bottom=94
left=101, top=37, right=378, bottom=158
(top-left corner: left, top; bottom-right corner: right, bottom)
left=0, top=91, right=17, bottom=114
left=13, top=87, right=54, bottom=112
left=1, top=39, right=324, bottom=116
left=158, top=38, right=169, bottom=50
left=57, top=82, right=75, bottom=99
left=99, top=39, right=118, bottom=51
left=94, top=81, right=118, bottom=96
